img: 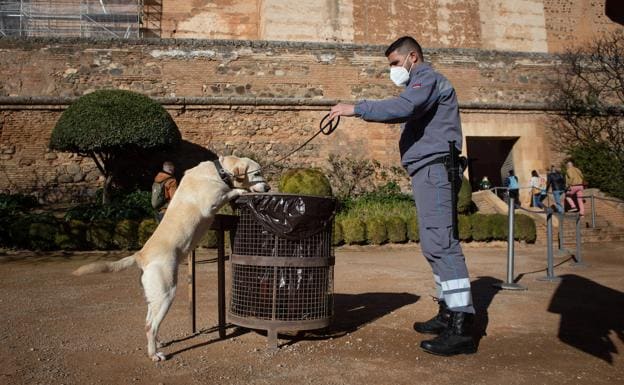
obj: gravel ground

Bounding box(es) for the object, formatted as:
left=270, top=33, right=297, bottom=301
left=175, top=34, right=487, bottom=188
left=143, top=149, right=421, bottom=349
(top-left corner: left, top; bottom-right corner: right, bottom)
left=1, top=241, right=623, bottom=385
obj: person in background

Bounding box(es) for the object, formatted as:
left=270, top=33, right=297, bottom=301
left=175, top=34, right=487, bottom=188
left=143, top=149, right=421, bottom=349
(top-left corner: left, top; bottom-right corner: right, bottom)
left=565, top=160, right=585, bottom=215
left=153, top=161, right=178, bottom=222
left=479, top=176, right=492, bottom=191
left=530, top=170, right=546, bottom=209
left=504, top=170, right=520, bottom=208
left=546, top=165, right=566, bottom=214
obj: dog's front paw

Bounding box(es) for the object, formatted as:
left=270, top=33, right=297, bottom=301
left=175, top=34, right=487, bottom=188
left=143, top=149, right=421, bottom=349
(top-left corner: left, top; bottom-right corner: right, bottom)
left=150, top=352, right=167, bottom=362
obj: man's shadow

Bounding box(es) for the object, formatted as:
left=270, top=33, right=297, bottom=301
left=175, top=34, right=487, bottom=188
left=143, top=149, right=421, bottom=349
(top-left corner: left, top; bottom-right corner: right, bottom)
left=548, top=274, right=624, bottom=364
left=471, top=276, right=504, bottom=347
left=279, top=292, right=420, bottom=346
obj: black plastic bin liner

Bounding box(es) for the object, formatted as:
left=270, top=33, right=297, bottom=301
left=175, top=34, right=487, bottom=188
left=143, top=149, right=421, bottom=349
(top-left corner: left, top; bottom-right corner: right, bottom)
left=235, top=193, right=338, bottom=241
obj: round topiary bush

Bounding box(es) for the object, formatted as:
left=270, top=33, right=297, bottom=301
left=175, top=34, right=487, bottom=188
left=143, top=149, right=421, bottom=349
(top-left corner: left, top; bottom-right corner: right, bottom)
left=470, top=214, right=491, bottom=242
left=278, top=168, right=333, bottom=196
left=515, top=214, right=537, bottom=243
left=332, top=220, right=344, bottom=246
left=49, top=89, right=181, bottom=204
left=406, top=214, right=419, bottom=243
left=458, top=214, right=472, bottom=242
left=342, top=217, right=366, bottom=245
left=87, top=220, right=116, bottom=250
left=138, top=218, right=158, bottom=247
left=114, top=219, right=139, bottom=250
left=386, top=216, right=407, bottom=243
left=365, top=217, right=387, bottom=245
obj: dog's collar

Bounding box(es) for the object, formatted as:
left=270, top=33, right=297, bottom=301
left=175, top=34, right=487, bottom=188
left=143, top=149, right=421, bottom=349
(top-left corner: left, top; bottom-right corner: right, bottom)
left=212, top=159, right=234, bottom=188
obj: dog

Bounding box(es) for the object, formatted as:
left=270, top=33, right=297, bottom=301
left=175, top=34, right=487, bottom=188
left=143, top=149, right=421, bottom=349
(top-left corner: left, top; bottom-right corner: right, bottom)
left=73, top=156, right=270, bottom=361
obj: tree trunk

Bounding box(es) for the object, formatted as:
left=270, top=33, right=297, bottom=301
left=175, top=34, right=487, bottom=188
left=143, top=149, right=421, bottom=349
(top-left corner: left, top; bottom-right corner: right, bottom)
left=102, top=174, right=113, bottom=205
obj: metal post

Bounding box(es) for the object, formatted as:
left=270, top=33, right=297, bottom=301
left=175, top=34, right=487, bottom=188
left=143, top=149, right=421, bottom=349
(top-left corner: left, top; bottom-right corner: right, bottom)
left=217, top=228, right=226, bottom=338
left=188, top=249, right=196, bottom=334
left=538, top=209, right=561, bottom=282
left=591, top=193, right=596, bottom=229
left=495, top=197, right=527, bottom=290
left=570, top=214, right=589, bottom=267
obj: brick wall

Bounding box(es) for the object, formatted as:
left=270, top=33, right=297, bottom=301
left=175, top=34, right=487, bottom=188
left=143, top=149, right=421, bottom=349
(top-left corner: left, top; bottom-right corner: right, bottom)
left=0, top=38, right=561, bottom=202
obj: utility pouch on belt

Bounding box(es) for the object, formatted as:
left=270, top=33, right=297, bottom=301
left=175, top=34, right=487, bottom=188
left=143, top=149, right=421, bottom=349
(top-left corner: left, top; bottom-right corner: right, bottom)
left=445, top=141, right=465, bottom=240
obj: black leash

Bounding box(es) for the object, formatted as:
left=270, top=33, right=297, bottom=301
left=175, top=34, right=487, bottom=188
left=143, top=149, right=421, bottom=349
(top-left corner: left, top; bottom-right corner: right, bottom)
left=218, top=113, right=340, bottom=180
left=269, top=113, right=340, bottom=166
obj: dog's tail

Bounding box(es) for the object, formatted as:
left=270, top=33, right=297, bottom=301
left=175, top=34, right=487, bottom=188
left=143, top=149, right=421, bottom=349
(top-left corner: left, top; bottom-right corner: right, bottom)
left=72, top=254, right=137, bottom=276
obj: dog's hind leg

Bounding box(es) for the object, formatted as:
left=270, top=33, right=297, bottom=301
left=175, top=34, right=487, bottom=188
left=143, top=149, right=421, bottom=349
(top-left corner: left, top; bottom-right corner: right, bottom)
left=142, top=265, right=177, bottom=362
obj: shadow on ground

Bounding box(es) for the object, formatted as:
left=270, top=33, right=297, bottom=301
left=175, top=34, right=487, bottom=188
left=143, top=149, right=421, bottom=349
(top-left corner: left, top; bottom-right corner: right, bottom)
left=471, top=276, right=503, bottom=347
left=277, top=292, right=420, bottom=347
left=548, top=274, right=624, bottom=364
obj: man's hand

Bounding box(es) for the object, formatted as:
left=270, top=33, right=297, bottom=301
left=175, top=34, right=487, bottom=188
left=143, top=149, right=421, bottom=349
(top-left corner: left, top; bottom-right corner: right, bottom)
left=329, top=103, right=356, bottom=121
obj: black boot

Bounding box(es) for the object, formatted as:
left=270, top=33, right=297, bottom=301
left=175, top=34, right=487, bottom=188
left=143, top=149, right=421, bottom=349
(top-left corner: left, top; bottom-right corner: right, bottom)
left=413, top=300, right=451, bottom=335
left=420, top=311, right=477, bottom=356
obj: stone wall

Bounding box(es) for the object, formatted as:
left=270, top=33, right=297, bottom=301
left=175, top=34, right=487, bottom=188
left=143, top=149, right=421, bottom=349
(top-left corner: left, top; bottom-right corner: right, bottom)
left=151, top=0, right=620, bottom=53
left=0, top=38, right=558, bottom=202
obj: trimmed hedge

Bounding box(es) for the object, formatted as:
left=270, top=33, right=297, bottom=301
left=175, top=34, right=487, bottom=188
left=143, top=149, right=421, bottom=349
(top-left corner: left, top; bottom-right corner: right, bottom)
left=113, top=219, right=139, bottom=250
left=458, top=215, right=472, bottom=242
left=406, top=214, right=420, bottom=243
left=365, top=217, right=387, bottom=245
left=386, top=216, right=407, bottom=243
left=342, top=217, right=366, bottom=245
left=138, top=219, right=158, bottom=247
left=332, top=221, right=344, bottom=246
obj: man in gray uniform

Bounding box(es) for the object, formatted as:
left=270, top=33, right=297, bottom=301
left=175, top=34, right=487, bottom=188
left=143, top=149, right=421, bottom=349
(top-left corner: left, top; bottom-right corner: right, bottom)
left=329, top=36, right=476, bottom=356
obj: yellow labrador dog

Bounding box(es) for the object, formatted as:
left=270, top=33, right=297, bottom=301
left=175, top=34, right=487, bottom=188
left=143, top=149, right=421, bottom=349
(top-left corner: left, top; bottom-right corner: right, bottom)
left=73, top=156, right=270, bottom=361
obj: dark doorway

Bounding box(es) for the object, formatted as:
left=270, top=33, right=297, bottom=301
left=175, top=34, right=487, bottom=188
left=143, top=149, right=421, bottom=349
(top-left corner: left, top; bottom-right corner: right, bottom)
left=466, top=137, right=518, bottom=193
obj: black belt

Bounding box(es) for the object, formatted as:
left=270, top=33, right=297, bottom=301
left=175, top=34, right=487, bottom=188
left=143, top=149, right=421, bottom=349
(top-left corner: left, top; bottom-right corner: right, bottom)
left=410, top=155, right=449, bottom=176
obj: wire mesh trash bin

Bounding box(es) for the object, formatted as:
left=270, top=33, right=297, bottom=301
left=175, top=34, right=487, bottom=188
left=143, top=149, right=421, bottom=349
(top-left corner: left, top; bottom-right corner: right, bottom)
left=229, top=193, right=338, bottom=348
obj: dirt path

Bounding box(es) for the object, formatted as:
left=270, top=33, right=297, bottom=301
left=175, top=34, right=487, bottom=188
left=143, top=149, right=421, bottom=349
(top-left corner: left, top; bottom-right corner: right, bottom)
left=1, top=242, right=623, bottom=385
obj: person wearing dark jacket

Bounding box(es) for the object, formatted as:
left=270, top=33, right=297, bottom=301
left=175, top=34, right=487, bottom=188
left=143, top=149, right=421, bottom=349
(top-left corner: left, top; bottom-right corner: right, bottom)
left=329, top=36, right=476, bottom=356
left=547, top=165, right=566, bottom=214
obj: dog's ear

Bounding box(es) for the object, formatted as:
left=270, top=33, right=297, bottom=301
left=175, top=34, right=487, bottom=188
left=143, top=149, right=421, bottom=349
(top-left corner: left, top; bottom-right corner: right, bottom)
left=232, top=159, right=247, bottom=179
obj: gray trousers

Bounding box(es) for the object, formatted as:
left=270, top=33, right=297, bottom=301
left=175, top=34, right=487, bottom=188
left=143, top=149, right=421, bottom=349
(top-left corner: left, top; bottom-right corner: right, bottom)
left=411, top=163, right=475, bottom=314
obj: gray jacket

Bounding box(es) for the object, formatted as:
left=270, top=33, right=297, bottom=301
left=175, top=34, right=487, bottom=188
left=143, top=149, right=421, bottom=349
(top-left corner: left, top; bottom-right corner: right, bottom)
left=354, top=63, right=462, bottom=176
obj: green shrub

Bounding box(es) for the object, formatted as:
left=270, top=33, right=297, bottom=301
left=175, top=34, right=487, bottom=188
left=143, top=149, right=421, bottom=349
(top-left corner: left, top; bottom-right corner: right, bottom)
left=489, top=214, right=508, bottom=240
left=406, top=214, right=419, bottom=242
left=199, top=230, right=218, bottom=248
left=568, top=143, right=624, bottom=200
left=365, top=217, right=387, bottom=245
left=55, top=220, right=88, bottom=250
left=0, top=193, right=38, bottom=212
left=8, top=215, right=33, bottom=249
left=87, top=220, right=116, bottom=250
left=279, top=168, right=333, bottom=196
left=114, top=219, right=139, bottom=250
left=332, top=220, right=344, bottom=246
left=342, top=217, right=366, bottom=245
left=515, top=214, right=537, bottom=243
left=28, top=217, right=59, bottom=251
left=458, top=214, right=472, bottom=242
left=471, top=214, right=491, bottom=242
left=458, top=177, right=473, bottom=214
left=138, top=219, right=158, bottom=246
left=385, top=216, right=407, bottom=243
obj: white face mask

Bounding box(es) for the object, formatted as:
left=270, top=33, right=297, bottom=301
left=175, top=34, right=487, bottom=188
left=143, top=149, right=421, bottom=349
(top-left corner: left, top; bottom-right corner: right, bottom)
left=389, top=54, right=414, bottom=87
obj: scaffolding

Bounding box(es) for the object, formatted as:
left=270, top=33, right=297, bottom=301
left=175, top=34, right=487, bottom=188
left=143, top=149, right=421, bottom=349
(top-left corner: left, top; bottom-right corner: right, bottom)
left=0, top=0, right=142, bottom=38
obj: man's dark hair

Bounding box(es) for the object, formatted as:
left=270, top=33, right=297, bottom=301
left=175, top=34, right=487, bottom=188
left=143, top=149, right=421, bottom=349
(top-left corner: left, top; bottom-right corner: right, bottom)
left=385, top=36, right=424, bottom=59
